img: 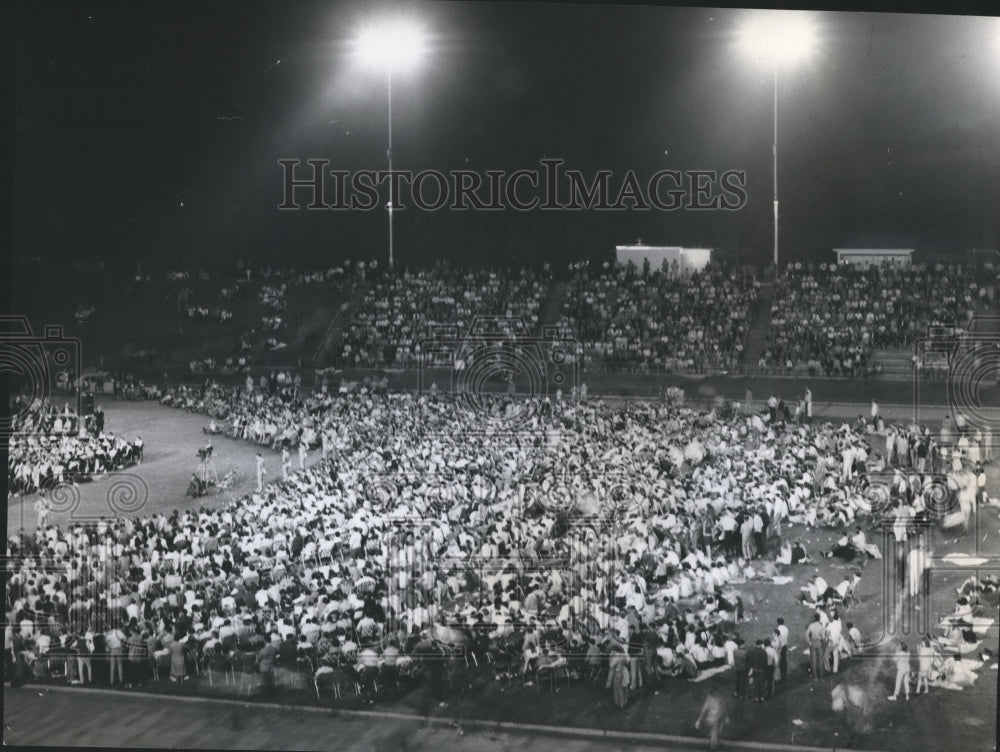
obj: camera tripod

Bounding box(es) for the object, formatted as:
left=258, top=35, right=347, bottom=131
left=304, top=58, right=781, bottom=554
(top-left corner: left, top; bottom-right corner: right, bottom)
left=197, top=454, right=219, bottom=487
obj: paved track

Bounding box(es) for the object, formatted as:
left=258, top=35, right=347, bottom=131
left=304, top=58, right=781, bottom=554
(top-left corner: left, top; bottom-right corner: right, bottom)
left=3, top=686, right=876, bottom=752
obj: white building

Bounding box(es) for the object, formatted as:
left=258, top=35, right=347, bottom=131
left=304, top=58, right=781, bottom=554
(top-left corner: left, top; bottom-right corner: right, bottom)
left=833, top=248, right=913, bottom=267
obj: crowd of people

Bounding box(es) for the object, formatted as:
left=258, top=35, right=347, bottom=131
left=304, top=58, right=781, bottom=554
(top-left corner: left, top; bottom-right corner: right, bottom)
left=557, top=261, right=758, bottom=373
left=338, top=263, right=552, bottom=368
left=164, top=261, right=364, bottom=369
left=6, top=376, right=991, bottom=714
left=7, top=398, right=143, bottom=497
left=760, top=262, right=992, bottom=376
left=38, top=257, right=999, bottom=382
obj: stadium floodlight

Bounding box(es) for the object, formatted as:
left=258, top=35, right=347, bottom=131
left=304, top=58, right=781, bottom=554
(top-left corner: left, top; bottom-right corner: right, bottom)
left=354, top=19, right=428, bottom=268
left=738, top=11, right=818, bottom=269
left=355, top=19, right=427, bottom=72
left=738, top=11, right=817, bottom=66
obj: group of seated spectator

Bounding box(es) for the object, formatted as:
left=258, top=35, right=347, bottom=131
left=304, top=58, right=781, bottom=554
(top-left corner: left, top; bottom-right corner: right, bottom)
left=557, top=260, right=757, bottom=373
left=7, top=397, right=143, bottom=497
left=762, top=261, right=991, bottom=376
left=7, top=372, right=989, bottom=708
left=339, top=262, right=552, bottom=368
left=164, top=261, right=366, bottom=367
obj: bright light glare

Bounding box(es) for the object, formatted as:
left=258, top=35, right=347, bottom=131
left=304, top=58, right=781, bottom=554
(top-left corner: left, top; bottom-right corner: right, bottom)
left=355, top=19, right=427, bottom=71
left=739, top=11, right=817, bottom=65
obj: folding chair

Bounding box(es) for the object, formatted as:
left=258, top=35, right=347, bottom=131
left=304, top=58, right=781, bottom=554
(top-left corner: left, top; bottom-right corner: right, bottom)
left=314, top=666, right=342, bottom=701
left=536, top=665, right=571, bottom=692
left=208, top=651, right=235, bottom=686
left=379, top=664, right=401, bottom=694
left=154, top=651, right=170, bottom=682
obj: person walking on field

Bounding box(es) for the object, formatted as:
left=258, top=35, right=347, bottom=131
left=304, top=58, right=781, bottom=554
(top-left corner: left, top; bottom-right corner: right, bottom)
left=696, top=690, right=730, bottom=751
left=832, top=682, right=870, bottom=746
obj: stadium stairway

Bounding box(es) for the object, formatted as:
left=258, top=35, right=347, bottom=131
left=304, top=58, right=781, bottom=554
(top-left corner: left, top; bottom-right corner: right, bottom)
left=310, top=282, right=370, bottom=366
left=740, top=281, right=775, bottom=373
left=536, top=280, right=569, bottom=335
left=871, top=348, right=914, bottom=380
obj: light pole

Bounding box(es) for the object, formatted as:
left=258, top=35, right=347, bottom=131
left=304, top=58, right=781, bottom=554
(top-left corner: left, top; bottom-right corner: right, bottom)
left=355, top=19, right=427, bottom=269
left=738, top=11, right=817, bottom=270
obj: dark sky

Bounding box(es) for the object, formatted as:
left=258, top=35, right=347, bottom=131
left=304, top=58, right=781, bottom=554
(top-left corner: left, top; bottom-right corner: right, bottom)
left=13, top=1, right=1000, bottom=271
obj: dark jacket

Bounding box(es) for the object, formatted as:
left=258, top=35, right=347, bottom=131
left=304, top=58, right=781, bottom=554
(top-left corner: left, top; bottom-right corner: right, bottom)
left=748, top=645, right=768, bottom=671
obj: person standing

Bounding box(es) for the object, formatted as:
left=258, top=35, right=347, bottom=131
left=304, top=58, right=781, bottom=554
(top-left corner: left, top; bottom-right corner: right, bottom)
left=696, top=690, right=730, bottom=751
left=732, top=638, right=749, bottom=699
left=298, top=440, right=308, bottom=471
left=606, top=644, right=631, bottom=710
left=34, top=493, right=51, bottom=530
left=774, top=618, right=789, bottom=682
left=106, top=626, right=125, bottom=686
left=169, top=635, right=186, bottom=683
left=825, top=610, right=843, bottom=674
left=763, top=638, right=777, bottom=696
left=719, top=508, right=739, bottom=557
left=755, top=506, right=769, bottom=557
left=748, top=639, right=769, bottom=701
left=741, top=514, right=756, bottom=560
left=413, top=631, right=446, bottom=719
left=915, top=636, right=934, bottom=695
left=772, top=494, right=788, bottom=543
left=907, top=542, right=930, bottom=600
left=280, top=447, right=290, bottom=482
left=804, top=387, right=813, bottom=422
left=887, top=641, right=911, bottom=701
left=806, top=613, right=826, bottom=680
left=256, top=453, right=266, bottom=492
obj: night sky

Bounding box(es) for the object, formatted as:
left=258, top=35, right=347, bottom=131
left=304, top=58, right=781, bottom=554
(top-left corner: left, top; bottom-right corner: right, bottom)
left=12, top=1, right=1000, bottom=272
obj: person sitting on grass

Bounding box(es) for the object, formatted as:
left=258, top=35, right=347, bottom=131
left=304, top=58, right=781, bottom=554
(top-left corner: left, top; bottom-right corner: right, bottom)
left=800, top=574, right=834, bottom=606
left=791, top=539, right=814, bottom=564
left=846, top=622, right=863, bottom=656
left=676, top=645, right=700, bottom=679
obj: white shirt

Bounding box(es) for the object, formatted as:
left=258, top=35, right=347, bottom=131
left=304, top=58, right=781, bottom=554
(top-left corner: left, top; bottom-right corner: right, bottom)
left=775, top=624, right=788, bottom=649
